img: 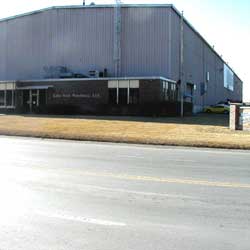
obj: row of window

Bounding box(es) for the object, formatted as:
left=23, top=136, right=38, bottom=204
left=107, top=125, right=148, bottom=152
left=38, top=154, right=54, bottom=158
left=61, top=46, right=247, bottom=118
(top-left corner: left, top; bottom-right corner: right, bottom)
left=0, top=90, right=15, bottom=107
left=0, top=83, right=16, bottom=108
left=109, top=88, right=139, bottom=105
left=162, top=81, right=178, bottom=101
left=108, top=80, right=139, bottom=105
left=109, top=80, right=179, bottom=105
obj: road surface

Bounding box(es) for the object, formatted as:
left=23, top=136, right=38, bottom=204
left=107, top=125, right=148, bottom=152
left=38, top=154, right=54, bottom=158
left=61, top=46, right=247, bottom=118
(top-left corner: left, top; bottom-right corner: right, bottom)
left=0, top=136, right=250, bottom=250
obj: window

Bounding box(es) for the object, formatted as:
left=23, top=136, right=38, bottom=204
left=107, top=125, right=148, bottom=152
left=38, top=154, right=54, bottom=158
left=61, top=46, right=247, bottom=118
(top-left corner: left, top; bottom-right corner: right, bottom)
left=170, top=84, right=177, bottom=101
left=129, top=88, right=139, bottom=104
left=0, top=91, right=4, bottom=106
left=6, top=90, right=13, bottom=106
left=163, top=81, right=177, bottom=101
left=108, top=80, right=139, bottom=105
left=224, top=64, right=234, bottom=91
left=200, top=82, right=207, bottom=96
left=0, top=83, right=15, bottom=108
left=118, top=88, right=128, bottom=105
left=186, top=83, right=194, bottom=103
left=129, top=80, right=139, bottom=89
left=163, top=81, right=169, bottom=101
left=118, top=80, right=129, bottom=105
left=206, top=72, right=210, bottom=82
left=108, top=80, right=118, bottom=89
left=129, top=80, right=139, bottom=104
left=171, top=84, right=176, bottom=91
left=108, top=80, right=118, bottom=104
left=109, top=89, right=117, bottom=104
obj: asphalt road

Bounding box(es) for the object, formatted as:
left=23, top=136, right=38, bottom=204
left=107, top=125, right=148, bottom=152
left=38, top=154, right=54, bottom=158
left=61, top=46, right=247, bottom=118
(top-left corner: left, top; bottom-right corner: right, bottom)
left=0, top=136, right=250, bottom=250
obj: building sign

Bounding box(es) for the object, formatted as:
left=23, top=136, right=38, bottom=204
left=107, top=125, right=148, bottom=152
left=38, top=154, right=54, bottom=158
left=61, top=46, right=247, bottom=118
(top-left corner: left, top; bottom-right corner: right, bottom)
left=52, top=93, right=101, bottom=99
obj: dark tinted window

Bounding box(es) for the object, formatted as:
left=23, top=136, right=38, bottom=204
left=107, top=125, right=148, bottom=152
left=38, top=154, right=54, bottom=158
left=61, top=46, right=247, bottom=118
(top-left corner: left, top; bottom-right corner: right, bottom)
left=0, top=91, right=4, bottom=106
left=6, top=90, right=13, bottom=106
left=109, top=89, right=117, bottom=104
left=118, top=88, right=128, bottom=105
left=129, top=88, right=139, bottom=104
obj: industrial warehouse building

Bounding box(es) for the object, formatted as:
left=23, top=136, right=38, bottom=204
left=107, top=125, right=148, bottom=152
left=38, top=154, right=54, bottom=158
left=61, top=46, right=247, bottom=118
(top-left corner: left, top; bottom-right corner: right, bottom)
left=0, top=4, right=243, bottom=115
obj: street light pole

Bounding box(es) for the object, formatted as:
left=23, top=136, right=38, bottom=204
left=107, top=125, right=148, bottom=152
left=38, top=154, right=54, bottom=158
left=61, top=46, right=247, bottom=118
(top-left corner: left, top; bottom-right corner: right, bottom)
left=180, top=11, right=184, bottom=117
left=114, top=0, right=122, bottom=77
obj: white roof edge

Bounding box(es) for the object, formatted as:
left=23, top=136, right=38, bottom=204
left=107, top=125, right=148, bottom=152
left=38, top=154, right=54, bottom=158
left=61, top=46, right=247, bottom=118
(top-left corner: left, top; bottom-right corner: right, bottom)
left=0, top=4, right=173, bottom=23
left=15, top=76, right=176, bottom=83
left=17, top=85, right=53, bottom=90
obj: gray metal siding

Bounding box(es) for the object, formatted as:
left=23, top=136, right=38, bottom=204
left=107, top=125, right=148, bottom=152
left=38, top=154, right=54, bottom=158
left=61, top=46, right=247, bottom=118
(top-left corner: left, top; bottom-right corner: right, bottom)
left=0, top=7, right=175, bottom=80
left=182, top=21, right=243, bottom=108
left=0, top=22, right=7, bottom=78
left=121, top=7, right=171, bottom=77
left=0, top=8, right=114, bottom=80
left=169, top=10, right=180, bottom=81
left=183, top=22, right=204, bottom=107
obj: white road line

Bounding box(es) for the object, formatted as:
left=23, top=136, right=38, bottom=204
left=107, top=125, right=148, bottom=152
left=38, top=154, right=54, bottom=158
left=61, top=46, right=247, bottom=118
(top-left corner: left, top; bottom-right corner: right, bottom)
left=37, top=211, right=126, bottom=227
left=118, top=155, right=145, bottom=159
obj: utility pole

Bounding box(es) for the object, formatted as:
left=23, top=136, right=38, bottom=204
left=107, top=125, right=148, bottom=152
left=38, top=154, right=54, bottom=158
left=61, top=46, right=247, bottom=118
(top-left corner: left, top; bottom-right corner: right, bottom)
left=114, top=0, right=122, bottom=77
left=180, top=11, right=184, bottom=117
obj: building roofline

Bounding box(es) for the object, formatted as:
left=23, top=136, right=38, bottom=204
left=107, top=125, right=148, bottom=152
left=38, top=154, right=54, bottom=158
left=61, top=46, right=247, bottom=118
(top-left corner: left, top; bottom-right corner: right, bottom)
left=14, top=76, right=175, bottom=84
left=0, top=4, right=242, bottom=82
left=0, top=4, right=174, bottom=23
left=169, top=5, right=242, bottom=83
left=0, top=76, right=176, bottom=84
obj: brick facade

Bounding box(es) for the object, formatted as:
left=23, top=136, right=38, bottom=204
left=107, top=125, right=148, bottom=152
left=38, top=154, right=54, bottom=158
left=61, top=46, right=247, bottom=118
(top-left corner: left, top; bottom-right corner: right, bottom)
left=0, top=78, right=193, bottom=116
left=240, top=108, right=250, bottom=131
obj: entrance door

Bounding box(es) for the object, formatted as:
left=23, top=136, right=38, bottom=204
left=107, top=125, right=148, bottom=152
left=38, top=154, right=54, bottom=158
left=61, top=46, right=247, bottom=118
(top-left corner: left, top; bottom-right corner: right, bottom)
left=39, top=90, right=46, bottom=106
left=186, top=83, right=194, bottom=103
left=21, top=88, right=48, bottom=113
left=22, top=89, right=39, bottom=113
left=31, top=90, right=39, bottom=110
left=22, top=90, right=30, bottom=112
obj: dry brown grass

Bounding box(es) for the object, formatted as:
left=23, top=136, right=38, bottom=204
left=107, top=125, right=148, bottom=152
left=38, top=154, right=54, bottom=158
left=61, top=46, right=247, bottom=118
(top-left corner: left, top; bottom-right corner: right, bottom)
left=0, top=114, right=250, bottom=149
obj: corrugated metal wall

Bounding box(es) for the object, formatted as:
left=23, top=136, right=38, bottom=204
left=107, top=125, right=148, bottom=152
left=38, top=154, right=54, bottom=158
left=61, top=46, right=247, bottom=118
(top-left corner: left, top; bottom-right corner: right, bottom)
left=0, top=8, right=114, bottom=80
left=182, top=20, right=242, bottom=109
left=0, top=5, right=243, bottom=107
left=121, top=7, right=171, bottom=77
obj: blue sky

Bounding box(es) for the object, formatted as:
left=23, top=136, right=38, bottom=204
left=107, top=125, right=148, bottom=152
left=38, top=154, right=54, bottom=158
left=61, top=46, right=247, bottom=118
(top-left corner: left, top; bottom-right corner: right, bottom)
left=0, top=0, right=249, bottom=101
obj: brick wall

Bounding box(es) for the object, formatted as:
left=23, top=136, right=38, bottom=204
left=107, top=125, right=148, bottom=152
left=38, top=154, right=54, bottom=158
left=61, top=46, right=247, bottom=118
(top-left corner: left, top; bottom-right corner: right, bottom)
left=230, top=104, right=250, bottom=131
left=139, top=79, right=161, bottom=104
left=241, top=108, right=250, bottom=131
left=230, top=104, right=239, bottom=130
left=14, top=78, right=192, bottom=116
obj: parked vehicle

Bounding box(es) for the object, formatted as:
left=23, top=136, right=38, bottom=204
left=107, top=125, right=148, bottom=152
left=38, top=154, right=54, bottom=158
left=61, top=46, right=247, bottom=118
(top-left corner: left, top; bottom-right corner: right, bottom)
left=204, top=104, right=230, bottom=114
